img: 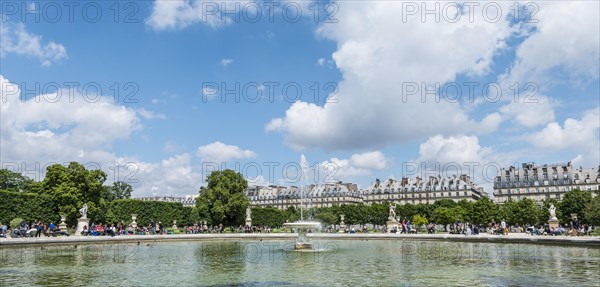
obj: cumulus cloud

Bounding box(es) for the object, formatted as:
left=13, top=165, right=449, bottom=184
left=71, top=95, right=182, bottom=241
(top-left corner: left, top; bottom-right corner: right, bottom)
left=320, top=150, right=391, bottom=182
left=202, top=86, right=217, bottom=98
left=138, top=108, right=166, bottom=120
left=526, top=109, right=600, bottom=166
left=0, top=75, right=203, bottom=197
left=0, top=21, right=67, bottom=66
left=416, top=135, right=492, bottom=165
left=219, top=58, right=233, bottom=67
left=146, top=0, right=228, bottom=30
left=500, top=2, right=600, bottom=86
left=499, top=95, right=555, bottom=128
left=196, top=141, right=256, bottom=163
left=267, top=1, right=516, bottom=150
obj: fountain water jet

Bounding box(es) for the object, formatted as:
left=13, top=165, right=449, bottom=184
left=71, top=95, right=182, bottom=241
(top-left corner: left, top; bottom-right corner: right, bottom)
left=283, top=154, right=322, bottom=250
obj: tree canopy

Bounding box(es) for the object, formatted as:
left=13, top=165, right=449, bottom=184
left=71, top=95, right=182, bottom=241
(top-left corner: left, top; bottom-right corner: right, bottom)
left=196, top=169, right=249, bottom=226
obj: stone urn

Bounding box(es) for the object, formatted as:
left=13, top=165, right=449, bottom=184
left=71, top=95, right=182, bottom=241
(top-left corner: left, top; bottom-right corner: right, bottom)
left=131, top=214, right=138, bottom=229
left=172, top=220, right=177, bottom=229
left=59, top=213, right=68, bottom=231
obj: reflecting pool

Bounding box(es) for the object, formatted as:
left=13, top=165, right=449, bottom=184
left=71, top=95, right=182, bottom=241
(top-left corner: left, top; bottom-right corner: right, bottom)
left=1, top=240, right=598, bottom=286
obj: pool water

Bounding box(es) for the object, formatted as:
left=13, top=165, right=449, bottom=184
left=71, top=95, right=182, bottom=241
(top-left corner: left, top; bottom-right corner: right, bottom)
left=1, top=240, right=598, bottom=286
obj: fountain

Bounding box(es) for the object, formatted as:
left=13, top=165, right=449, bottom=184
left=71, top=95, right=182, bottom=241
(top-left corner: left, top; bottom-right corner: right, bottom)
left=283, top=154, right=322, bottom=250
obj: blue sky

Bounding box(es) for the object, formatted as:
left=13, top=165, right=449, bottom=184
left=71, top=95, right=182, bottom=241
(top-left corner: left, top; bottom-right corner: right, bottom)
left=1, top=1, right=599, bottom=196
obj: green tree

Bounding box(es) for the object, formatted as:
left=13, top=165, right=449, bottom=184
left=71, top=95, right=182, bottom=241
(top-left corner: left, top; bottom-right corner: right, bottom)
left=558, top=189, right=593, bottom=224
left=472, top=197, right=499, bottom=225
left=314, top=211, right=338, bottom=226
left=457, top=199, right=473, bottom=223
left=430, top=207, right=456, bottom=228
left=367, top=203, right=389, bottom=226
left=40, top=162, right=107, bottom=226
left=499, top=199, right=517, bottom=226
left=251, top=206, right=287, bottom=227
left=104, top=181, right=133, bottom=201
left=513, top=198, right=541, bottom=226
left=412, top=214, right=428, bottom=232
left=0, top=169, right=36, bottom=192
left=433, top=199, right=457, bottom=209
left=583, top=196, right=600, bottom=226
left=195, top=170, right=249, bottom=226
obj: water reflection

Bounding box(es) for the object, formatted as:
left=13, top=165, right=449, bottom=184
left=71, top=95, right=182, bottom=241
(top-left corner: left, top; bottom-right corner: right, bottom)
left=0, top=240, right=598, bottom=286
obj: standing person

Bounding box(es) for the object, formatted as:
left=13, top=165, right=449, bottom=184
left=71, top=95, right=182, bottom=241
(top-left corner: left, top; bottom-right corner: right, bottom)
left=36, top=222, right=43, bottom=237
left=501, top=219, right=507, bottom=235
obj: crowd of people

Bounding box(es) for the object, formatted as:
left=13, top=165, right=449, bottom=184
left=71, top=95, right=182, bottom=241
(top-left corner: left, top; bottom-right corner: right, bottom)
left=0, top=220, right=69, bottom=238
left=1, top=219, right=596, bottom=238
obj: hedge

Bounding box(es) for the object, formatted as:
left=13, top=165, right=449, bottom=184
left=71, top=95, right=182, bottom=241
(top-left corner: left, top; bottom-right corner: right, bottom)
left=0, top=190, right=59, bottom=225
left=105, top=199, right=193, bottom=227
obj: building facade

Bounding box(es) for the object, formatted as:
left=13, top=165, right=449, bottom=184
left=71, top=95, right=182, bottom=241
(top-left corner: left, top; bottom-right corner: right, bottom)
left=245, top=182, right=363, bottom=209
left=361, top=175, right=486, bottom=205
left=245, top=174, right=487, bottom=209
left=136, top=195, right=198, bottom=207
left=493, top=162, right=600, bottom=204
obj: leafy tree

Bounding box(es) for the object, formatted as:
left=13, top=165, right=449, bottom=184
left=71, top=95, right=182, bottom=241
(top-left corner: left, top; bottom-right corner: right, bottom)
left=430, top=207, right=456, bottom=227
left=412, top=214, right=428, bottom=232
left=251, top=206, right=287, bottom=227
left=314, top=211, right=338, bottom=226
left=40, top=162, right=107, bottom=226
left=499, top=199, right=517, bottom=226
left=583, top=196, right=600, bottom=226
left=558, top=189, right=593, bottom=224
left=513, top=198, right=541, bottom=226
left=457, top=199, right=473, bottom=223
left=397, top=203, right=416, bottom=221
left=104, top=181, right=133, bottom=201
left=195, top=169, right=249, bottom=226
left=0, top=169, right=36, bottom=192
left=433, top=199, right=457, bottom=209
left=472, top=197, right=499, bottom=225
left=367, top=203, right=389, bottom=226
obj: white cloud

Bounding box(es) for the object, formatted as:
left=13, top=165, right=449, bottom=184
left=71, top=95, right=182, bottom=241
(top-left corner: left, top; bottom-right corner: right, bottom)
left=202, top=86, right=217, bottom=98
left=317, top=57, right=326, bottom=66
left=416, top=135, right=491, bottom=165
left=526, top=109, right=600, bottom=166
left=219, top=58, right=233, bottom=67
left=267, top=2, right=515, bottom=150
left=320, top=150, right=391, bottom=182
left=196, top=141, right=256, bottom=163
left=138, top=108, right=166, bottom=120
left=0, top=22, right=67, bottom=66
left=349, top=151, right=389, bottom=170
left=146, top=0, right=229, bottom=30
left=0, top=75, right=203, bottom=197
left=247, top=174, right=271, bottom=186
left=132, top=153, right=203, bottom=196
left=499, top=95, right=555, bottom=128
left=500, top=2, right=600, bottom=86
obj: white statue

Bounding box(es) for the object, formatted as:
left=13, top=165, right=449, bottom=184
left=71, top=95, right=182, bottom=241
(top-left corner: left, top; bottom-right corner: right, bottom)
left=246, top=207, right=251, bottom=219
left=79, top=204, right=88, bottom=219
left=549, top=204, right=557, bottom=220
left=389, top=204, right=396, bottom=220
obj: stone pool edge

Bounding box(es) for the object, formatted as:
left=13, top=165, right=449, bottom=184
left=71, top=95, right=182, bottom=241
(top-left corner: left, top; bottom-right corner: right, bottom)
left=1, top=233, right=599, bottom=248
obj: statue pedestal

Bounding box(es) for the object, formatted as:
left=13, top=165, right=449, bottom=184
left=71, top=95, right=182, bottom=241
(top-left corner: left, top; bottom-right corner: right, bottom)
left=75, top=218, right=89, bottom=236
left=548, top=219, right=559, bottom=229
left=339, top=224, right=346, bottom=233
left=245, top=218, right=252, bottom=227
left=386, top=220, right=399, bottom=233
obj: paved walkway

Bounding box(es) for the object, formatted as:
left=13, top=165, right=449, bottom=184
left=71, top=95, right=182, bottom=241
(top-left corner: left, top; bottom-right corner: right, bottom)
left=2, top=233, right=599, bottom=247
